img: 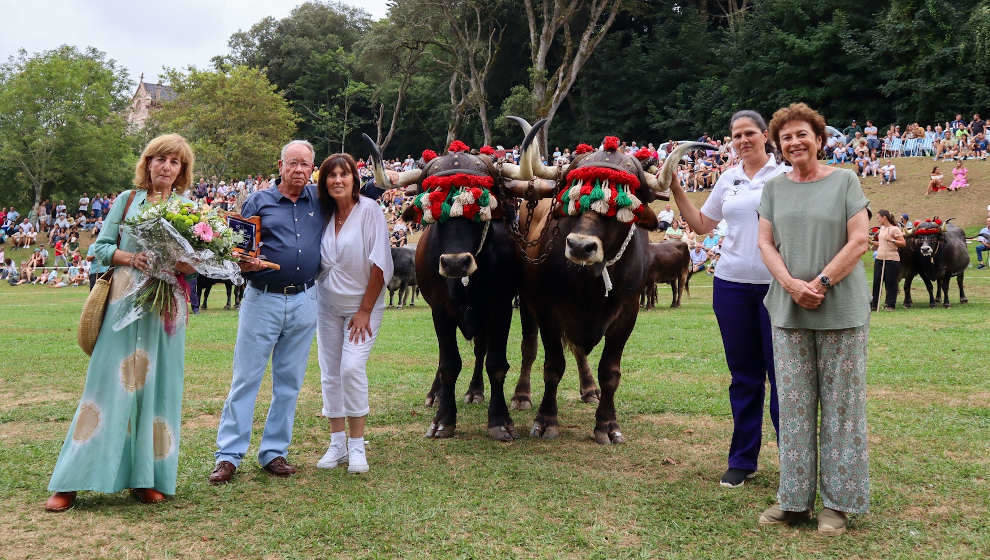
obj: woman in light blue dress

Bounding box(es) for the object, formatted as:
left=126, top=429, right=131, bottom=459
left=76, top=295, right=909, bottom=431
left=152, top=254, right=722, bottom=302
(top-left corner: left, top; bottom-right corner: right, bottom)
left=46, top=134, right=197, bottom=511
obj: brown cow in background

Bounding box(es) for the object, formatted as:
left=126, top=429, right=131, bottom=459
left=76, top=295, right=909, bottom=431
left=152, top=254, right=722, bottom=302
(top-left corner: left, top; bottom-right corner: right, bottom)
left=640, top=241, right=693, bottom=309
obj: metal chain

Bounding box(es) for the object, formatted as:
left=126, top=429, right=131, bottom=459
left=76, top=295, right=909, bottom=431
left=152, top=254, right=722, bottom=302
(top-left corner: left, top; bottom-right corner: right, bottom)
left=496, top=161, right=562, bottom=265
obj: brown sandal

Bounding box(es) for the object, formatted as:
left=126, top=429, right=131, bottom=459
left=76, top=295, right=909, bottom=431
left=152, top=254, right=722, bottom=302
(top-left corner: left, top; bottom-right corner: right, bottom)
left=131, top=488, right=166, bottom=504
left=45, top=491, right=77, bottom=512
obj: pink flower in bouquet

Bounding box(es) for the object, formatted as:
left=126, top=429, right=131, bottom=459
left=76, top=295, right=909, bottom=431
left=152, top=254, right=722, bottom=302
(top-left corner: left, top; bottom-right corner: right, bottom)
left=193, top=221, right=215, bottom=242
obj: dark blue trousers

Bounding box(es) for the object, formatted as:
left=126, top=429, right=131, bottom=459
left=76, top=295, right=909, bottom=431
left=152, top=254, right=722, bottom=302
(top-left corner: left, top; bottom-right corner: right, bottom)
left=712, top=277, right=779, bottom=472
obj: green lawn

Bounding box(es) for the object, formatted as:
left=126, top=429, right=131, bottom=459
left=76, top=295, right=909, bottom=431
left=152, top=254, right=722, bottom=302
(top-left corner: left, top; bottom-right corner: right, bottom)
left=1, top=255, right=988, bottom=559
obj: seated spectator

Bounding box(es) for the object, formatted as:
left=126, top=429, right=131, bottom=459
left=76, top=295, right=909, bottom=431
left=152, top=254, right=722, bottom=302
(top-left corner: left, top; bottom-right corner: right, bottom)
left=880, top=160, right=896, bottom=184
left=926, top=166, right=945, bottom=195
left=864, top=155, right=880, bottom=178
left=657, top=204, right=675, bottom=232
left=665, top=221, right=684, bottom=242
left=13, top=218, right=37, bottom=248
left=851, top=132, right=868, bottom=157
left=833, top=143, right=849, bottom=164
left=854, top=154, right=869, bottom=176
left=972, top=216, right=990, bottom=269
left=49, top=271, right=68, bottom=288
left=706, top=239, right=723, bottom=274
left=689, top=244, right=708, bottom=273
left=1, top=258, right=14, bottom=281
left=683, top=223, right=697, bottom=249
left=974, top=133, right=988, bottom=160
left=701, top=231, right=719, bottom=251
left=948, top=160, right=968, bottom=191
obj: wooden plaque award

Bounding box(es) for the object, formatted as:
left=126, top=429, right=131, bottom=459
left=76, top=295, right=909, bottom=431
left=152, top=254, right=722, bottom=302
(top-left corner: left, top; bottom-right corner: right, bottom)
left=226, top=214, right=280, bottom=270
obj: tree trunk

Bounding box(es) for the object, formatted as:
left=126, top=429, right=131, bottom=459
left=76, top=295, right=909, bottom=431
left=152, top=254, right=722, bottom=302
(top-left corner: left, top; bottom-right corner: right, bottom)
left=479, top=98, right=492, bottom=146
left=523, top=0, right=621, bottom=156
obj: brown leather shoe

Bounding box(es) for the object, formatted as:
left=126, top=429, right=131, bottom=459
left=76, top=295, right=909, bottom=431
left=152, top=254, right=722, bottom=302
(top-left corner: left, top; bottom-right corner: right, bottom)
left=131, top=488, right=166, bottom=504
left=209, top=460, right=236, bottom=485
left=45, top=491, right=76, bottom=512
left=262, top=456, right=296, bottom=477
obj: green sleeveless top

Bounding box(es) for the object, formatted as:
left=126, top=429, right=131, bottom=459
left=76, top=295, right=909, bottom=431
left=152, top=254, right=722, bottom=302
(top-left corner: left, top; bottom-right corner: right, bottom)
left=758, top=168, right=870, bottom=329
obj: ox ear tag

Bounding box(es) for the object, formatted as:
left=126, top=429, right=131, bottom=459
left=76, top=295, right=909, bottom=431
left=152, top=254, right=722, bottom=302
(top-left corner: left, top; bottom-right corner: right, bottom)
left=461, top=277, right=470, bottom=287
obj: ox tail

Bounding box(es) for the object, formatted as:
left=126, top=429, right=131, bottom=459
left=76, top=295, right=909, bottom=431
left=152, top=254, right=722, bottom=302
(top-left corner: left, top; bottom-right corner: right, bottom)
left=684, top=267, right=694, bottom=297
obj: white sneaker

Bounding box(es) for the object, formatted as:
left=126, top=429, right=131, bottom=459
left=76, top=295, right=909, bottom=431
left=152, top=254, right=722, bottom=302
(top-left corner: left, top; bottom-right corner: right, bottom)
left=347, top=444, right=369, bottom=474
left=317, top=442, right=348, bottom=469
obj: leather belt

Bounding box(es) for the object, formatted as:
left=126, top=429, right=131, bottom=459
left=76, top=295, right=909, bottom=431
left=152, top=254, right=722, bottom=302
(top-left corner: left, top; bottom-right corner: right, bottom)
left=250, top=279, right=315, bottom=295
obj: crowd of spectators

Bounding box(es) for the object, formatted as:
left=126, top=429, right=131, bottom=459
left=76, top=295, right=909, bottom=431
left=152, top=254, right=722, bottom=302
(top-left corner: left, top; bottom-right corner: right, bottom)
left=3, top=112, right=985, bottom=282
left=829, top=113, right=987, bottom=163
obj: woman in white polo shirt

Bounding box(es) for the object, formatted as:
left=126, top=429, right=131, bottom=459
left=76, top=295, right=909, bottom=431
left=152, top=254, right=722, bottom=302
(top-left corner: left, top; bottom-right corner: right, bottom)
left=668, top=110, right=787, bottom=488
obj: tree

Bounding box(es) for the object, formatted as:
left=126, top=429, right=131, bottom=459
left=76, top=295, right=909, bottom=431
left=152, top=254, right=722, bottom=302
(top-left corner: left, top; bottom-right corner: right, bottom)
left=355, top=18, right=428, bottom=151
left=522, top=0, right=623, bottom=153
left=148, top=66, right=298, bottom=179
left=0, top=46, right=132, bottom=208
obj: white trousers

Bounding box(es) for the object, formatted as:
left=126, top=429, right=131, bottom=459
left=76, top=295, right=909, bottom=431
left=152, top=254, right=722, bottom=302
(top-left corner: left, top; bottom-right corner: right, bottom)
left=317, top=306, right=383, bottom=418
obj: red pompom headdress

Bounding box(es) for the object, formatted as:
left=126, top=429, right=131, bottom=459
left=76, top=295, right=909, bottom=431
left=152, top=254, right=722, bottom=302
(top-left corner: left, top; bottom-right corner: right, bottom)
left=447, top=140, right=470, bottom=153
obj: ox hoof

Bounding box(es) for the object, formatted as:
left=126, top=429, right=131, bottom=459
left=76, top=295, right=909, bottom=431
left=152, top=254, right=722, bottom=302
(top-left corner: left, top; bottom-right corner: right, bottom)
left=593, top=429, right=625, bottom=445
left=960, top=298, right=968, bottom=304
left=903, top=302, right=912, bottom=308
left=580, top=389, right=601, bottom=405
left=224, top=304, right=231, bottom=310
left=487, top=425, right=517, bottom=441
left=464, top=392, right=485, bottom=404
left=943, top=303, right=951, bottom=308
left=530, top=422, right=559, bottom=440
left=929, top=302, right=938, bottom=308
left=510, top=396, right=532, bottom=410
left=425, top=422, right=455, bottom=439
left=670, top=303, right=680, bottom=309
left=424, top=394, right=437, bottom=408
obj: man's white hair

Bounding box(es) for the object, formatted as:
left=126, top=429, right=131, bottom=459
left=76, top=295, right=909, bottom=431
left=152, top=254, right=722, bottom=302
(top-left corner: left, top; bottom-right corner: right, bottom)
left=280, top=139, right=316, bottom=162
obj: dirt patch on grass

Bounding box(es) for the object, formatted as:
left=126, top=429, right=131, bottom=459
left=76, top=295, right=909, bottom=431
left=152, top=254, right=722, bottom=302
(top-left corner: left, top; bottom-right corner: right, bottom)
left=869, top=387, right=990, bottom=409
left=182, top=414, right=218, bottom=431
left=0, top=390, right=77, bottom=410
left=0, top=509, right=218, bottom=560
left=0, top=419, right=64, bottom=442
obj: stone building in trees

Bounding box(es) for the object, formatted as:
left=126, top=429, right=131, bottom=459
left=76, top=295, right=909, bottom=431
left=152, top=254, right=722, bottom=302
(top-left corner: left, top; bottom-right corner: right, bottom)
left=126, top=73, right=176, bottom=128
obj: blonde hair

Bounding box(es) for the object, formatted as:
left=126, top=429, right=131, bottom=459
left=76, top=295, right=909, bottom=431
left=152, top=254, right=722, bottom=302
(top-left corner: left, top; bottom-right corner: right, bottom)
left=133, top=134, right=195, bottom=191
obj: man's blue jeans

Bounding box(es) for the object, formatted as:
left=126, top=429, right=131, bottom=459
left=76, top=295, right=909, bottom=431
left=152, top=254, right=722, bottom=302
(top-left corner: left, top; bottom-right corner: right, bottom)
left=977, top=244, right=989, bottom=263
left=215, top=284, right=318, bottom=467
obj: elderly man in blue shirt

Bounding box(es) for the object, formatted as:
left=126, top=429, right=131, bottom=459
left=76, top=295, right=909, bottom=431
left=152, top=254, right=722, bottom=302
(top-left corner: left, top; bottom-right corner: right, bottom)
left=210, top=140, right=326, bottom=483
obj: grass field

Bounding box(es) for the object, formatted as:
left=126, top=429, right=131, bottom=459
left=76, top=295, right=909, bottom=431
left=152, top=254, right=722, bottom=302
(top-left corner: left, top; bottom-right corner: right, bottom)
left=0, top=157, right=988, bottom=559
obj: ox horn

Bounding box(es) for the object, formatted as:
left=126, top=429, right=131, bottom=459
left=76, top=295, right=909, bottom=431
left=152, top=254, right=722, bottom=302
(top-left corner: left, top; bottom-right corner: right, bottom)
left=644, top=141, right=718, bottom=196
left=361, top=133, right=423, bottom=190
left=498, top=116, right=547, bottom=181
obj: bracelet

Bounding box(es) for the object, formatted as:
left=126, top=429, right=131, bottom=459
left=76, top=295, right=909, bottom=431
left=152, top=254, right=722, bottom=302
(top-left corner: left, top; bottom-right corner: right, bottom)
left=129, top=253, right=136, bottom=267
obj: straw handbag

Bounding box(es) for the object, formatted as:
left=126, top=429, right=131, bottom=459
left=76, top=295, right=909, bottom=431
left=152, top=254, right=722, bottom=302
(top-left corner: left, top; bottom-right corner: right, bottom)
left=77, top=191, right=137, bottom=355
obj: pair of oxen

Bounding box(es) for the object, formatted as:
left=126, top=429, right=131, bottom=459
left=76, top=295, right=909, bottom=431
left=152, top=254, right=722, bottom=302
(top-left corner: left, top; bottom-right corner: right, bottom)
left=363, top=118, right=707, bottom=444
left=871, top=218, right=969, bottom=308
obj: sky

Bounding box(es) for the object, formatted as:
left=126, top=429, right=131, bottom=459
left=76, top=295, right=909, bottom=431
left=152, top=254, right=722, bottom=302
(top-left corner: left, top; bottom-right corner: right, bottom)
left=0, top=0, right=390, bottom=87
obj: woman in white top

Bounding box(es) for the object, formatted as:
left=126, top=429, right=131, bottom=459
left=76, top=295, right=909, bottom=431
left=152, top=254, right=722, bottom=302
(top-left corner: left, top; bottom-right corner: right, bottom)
left=315, top=153, right=393, bottom=474
left=668, top=110, right=787, bottom=488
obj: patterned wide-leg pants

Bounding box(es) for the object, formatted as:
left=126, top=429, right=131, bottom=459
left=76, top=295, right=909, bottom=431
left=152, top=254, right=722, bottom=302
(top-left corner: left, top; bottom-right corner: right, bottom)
left=771, top=325, right=870, bottom=514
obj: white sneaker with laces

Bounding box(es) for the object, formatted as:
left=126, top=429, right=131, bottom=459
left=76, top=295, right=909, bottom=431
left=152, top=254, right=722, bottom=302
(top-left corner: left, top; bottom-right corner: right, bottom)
left=317, top=442, right=348, bottom=469
left=347, top=444, right=369, bottom=474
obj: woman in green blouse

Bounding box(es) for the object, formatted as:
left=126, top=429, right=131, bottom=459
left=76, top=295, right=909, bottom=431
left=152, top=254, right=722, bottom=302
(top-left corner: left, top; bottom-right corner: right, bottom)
left=756, top=103, right=871, bottom=536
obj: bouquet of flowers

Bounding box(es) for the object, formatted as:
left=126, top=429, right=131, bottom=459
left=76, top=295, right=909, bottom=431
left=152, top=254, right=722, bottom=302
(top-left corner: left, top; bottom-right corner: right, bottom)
left=111, top=198, right=245, bottom=334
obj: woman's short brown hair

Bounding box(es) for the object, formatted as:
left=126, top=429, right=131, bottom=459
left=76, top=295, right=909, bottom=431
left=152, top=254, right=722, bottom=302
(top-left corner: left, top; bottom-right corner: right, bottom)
left=133, top=134, right=195, bottom=191
left=768, top=103, right=828, bottom=157
left=317, top=153, right=361, bottom=220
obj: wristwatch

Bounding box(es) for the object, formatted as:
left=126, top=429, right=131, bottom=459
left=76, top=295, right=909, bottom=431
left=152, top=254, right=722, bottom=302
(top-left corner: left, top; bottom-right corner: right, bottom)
left=818, top=274, right=831, bottom=289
